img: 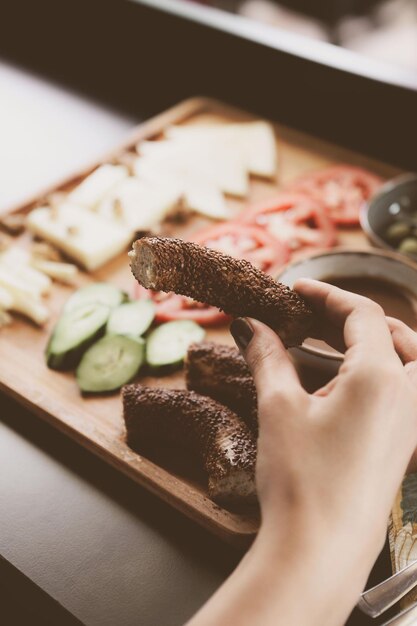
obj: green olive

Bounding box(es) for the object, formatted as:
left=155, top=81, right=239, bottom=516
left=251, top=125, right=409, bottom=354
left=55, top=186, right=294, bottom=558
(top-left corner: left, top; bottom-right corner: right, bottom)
left=398, top=237, right=417, bottom=256
left=384, top=221, right=410, bottom=243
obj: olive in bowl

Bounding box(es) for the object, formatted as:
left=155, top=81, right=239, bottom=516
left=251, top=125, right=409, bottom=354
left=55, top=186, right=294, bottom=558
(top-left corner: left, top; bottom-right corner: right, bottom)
left=360, top=173, right=417, bottom=260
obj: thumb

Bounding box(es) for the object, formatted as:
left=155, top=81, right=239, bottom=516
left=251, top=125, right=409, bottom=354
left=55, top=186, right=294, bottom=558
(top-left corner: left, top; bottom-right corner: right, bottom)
left=230, top=317, right=304, bottom=405
left=387, top=317, right=417, bottom=386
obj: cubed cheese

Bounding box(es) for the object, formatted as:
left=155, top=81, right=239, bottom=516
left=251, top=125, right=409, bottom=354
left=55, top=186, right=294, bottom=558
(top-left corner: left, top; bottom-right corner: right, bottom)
left=27, top=204, right=132, bottom=271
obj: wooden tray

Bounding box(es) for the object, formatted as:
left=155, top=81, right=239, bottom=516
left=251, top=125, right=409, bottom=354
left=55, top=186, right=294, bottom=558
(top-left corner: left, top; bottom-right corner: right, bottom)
left=0, top=97, right=402, bottom=547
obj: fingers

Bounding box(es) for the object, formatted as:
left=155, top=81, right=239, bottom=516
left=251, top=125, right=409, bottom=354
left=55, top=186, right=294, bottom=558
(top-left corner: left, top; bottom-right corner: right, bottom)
left=294, top=278, right=395, bottom=361
left=230, top=317, right=305, bottom=406
left=387, top=317, right=417, bottom=385
left=313, top=377, right=338, bottom=398
left=308, top=321, right=346, bottom=354
left=387, top=317, right=417, bottom=363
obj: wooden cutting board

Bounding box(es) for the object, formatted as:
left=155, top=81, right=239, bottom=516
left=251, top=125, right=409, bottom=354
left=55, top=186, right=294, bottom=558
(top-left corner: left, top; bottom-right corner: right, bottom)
left=0, top=97, right=406, bottom=548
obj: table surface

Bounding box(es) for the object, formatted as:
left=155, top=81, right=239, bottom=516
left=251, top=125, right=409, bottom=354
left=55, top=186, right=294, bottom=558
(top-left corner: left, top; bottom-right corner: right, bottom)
left=0, top=59, right=394, bottom=626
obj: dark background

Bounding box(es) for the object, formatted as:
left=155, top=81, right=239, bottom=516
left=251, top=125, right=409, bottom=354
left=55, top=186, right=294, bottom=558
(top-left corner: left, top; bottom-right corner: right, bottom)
left=0, top=0, right=416, bottom=170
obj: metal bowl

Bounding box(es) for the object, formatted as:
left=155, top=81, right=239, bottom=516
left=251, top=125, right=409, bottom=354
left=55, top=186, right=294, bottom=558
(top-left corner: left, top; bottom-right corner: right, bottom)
left=360, top=173, right=417, bottom=254
left=277, top=248, right=417, bottom=375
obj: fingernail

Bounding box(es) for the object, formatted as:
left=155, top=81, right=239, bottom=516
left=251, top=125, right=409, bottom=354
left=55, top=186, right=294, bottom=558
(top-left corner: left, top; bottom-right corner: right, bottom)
left=230, top=317, right=254, bottom=351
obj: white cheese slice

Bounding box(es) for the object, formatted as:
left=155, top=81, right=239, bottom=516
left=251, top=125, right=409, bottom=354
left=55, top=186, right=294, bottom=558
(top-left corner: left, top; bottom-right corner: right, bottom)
left=67, top=164, right=129, bottom=208
left=133, top=158, right=229, bottom=220
left=137, top=139, right=248, bottom=198
left=27, top=204, right=132, bottom=271
left=182, top=183, right=229, bottom=220
left=97, top=177, right=180, bottom=231
left=245, top=122, right=277, bottom=179
left=166, top=121, right=277, bottom=179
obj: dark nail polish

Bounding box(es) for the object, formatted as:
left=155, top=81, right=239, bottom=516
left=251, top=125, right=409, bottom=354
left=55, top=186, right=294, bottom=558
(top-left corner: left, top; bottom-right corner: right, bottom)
left=230, top=318, right=254, bottom=351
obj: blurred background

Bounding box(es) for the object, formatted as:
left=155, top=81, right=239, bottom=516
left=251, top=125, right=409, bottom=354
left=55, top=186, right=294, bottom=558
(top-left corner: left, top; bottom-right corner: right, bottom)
left=197, top=0, right=417, bottom=71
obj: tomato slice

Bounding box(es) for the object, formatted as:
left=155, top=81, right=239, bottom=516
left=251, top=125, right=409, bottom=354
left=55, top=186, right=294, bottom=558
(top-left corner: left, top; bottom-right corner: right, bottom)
left=238, top=193, right=336, bottom=253
left=134, top=284, right=225, bottom=325
left=134, top=223, right=290, bottom=326
left=192, top=222, right=290, bottom=272
left=288, top=165, right=383, bottom=225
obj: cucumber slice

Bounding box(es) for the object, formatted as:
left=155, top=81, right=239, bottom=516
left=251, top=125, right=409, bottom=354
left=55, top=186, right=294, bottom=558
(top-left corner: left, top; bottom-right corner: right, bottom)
left=76, top=335, right=145, bottom=393
left=64, top=283, right=127, bottom=313
left=146, top=320, right=205, bottom=369
left=46, top=303, right=110, bottom=370
left=106, top=300, right=155, bottom=338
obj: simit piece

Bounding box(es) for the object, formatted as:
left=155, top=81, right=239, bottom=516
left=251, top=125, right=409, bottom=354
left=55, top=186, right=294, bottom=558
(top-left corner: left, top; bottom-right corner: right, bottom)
left=185, top=342, right=258, bottom=433
left=129, top=236, right=315, bottom=346
left=122, top=385, right=257, bottom=506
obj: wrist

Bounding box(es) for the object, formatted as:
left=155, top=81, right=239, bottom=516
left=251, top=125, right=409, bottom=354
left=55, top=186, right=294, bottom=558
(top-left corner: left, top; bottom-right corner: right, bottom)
left=244, top=519, right=370, bottom=626
left=256, top=498, right=381, bottom=581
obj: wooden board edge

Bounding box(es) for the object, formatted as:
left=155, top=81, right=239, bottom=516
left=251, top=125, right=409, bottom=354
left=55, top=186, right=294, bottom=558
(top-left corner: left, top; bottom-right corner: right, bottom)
left=0, top=376, right=258, bottom=548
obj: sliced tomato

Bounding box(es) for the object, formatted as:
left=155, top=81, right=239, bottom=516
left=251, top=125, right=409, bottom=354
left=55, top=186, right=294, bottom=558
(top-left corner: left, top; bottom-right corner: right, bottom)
left=134, top=284, right=225, bottom=325
left=192, top=222, right=290, bottom=273
left=288, top=165, right=383, bottom=225
left=237, top=193, right=336, bottom=253
left=133, top=222, right=290, bottom=326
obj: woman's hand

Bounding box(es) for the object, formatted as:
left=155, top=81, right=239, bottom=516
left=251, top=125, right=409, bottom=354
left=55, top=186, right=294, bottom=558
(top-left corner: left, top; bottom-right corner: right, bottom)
left=188, top=279, right=417, bottom=626
left=251, top=279, right=417, bottom=547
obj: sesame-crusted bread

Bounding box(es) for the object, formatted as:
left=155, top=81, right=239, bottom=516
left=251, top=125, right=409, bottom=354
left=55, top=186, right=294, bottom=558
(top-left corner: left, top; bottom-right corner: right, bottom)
left=129, top=236, right=315, bottom=347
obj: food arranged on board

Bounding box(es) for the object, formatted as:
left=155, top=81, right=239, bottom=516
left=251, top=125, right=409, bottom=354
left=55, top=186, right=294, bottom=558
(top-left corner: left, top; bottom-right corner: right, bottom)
left=134, top=220, right=291, bottom=326
left=25, top=121, right=279, bottom=272
left=0, top=236, right=78, bottom=327
left=286, top=165, right=382, bottom=225
left=46, top=282, right=205, bottom=392
left=123, top=384, right=257, bottom=506
left=186, top=342, right=258, bottom=433
left=129, top=236, right=314, bottom=346
left=0, top=113, right=395, bottom=511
